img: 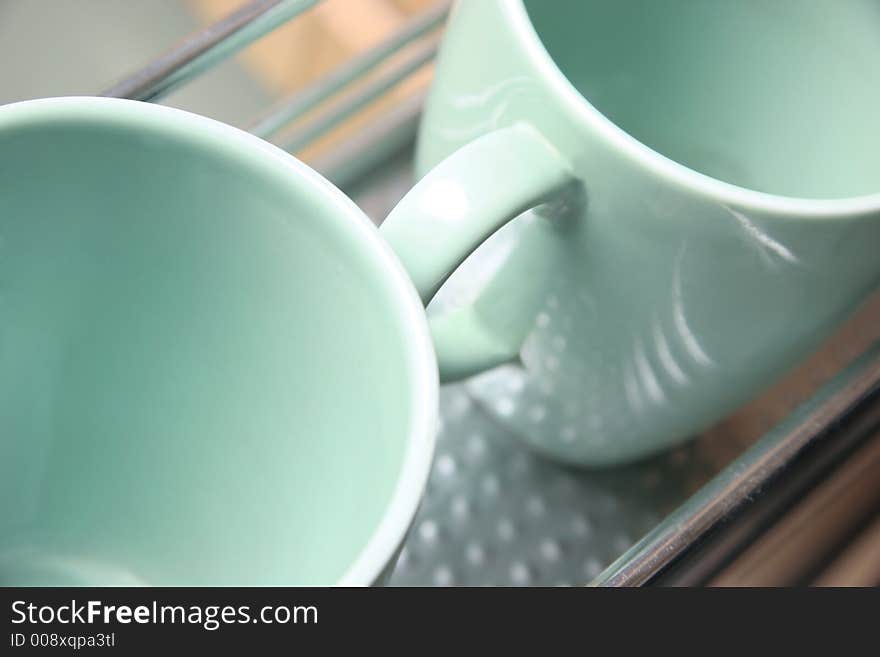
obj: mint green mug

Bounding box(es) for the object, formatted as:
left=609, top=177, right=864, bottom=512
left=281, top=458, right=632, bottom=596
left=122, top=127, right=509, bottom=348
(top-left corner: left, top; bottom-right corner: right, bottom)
left=389, top=0, right=880, bottom=465
left=0, top=97, right=521, bottom=586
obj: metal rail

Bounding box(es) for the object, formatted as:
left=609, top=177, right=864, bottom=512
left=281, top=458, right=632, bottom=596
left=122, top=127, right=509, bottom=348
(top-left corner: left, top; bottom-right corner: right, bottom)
left=101, top=0, right=320, bottom=101
left=593, top=342, right=880, bottom=586
left=274, top=35, right=438, bottom=154
left=248, top=0, right=448, bottom=139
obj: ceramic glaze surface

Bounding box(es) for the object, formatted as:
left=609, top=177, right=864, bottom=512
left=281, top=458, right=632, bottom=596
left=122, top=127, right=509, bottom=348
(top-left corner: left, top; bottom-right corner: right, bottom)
left=414, top=0, right=880, bottom=465
left=0, top=98, right=437, bottom=586
left=531, top=0, right=880, bottom=199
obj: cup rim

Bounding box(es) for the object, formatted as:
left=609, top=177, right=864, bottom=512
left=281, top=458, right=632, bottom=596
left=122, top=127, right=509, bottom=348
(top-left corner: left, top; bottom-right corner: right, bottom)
left=0, top=96, right=439, bottom=586
left=506, top=0, right=880, bottom=217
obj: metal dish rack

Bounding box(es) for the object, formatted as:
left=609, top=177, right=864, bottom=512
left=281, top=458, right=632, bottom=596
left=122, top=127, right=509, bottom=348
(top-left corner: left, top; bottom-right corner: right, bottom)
left=80, top=0, right=880, bottom=585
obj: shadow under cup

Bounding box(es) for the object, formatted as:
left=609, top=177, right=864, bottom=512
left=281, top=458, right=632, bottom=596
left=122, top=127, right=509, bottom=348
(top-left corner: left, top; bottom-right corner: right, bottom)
left=526, top=0, right=880, bottom=199
left=0, top=101, right=433, bottom=585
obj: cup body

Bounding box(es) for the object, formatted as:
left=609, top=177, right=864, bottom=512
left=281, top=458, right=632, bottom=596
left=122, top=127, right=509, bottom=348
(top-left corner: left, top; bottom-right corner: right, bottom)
left=0, top=97, right=437, bottom=585
left=418, top=0, right=880, bottom=465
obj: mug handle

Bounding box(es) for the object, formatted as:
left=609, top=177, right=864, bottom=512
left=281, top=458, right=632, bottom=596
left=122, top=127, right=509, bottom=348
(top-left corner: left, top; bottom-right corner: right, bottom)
left=381, top=123, right=575, bottom=382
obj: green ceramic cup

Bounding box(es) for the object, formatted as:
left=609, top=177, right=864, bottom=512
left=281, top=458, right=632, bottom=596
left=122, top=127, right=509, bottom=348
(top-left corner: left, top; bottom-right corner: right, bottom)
left=388, top=0, right=880, bottom=465
left=0, top=96, right=515, bottom=586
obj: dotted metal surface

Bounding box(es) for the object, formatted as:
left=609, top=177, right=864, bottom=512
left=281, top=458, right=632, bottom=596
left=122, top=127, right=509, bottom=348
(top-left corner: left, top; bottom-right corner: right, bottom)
left=389, top=385, right=718, bottom=586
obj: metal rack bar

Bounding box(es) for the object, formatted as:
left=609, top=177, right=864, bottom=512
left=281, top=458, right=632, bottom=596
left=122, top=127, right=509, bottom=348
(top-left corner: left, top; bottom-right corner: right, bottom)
left=312, top=90, right=424, bottom=189
left=248, top=0, right=449, bottom=139
left=101, top=0, right=320, bottom=101
left=274, top=34, right=438, bottom=154
left=593, top=341, right=880, bottom=586
left=708, top=434, right=880, bottom=586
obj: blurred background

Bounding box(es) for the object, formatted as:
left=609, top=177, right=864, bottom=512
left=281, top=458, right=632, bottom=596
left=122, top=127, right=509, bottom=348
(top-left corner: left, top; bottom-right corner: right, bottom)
left=0, top=0, right=433, bottom=162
